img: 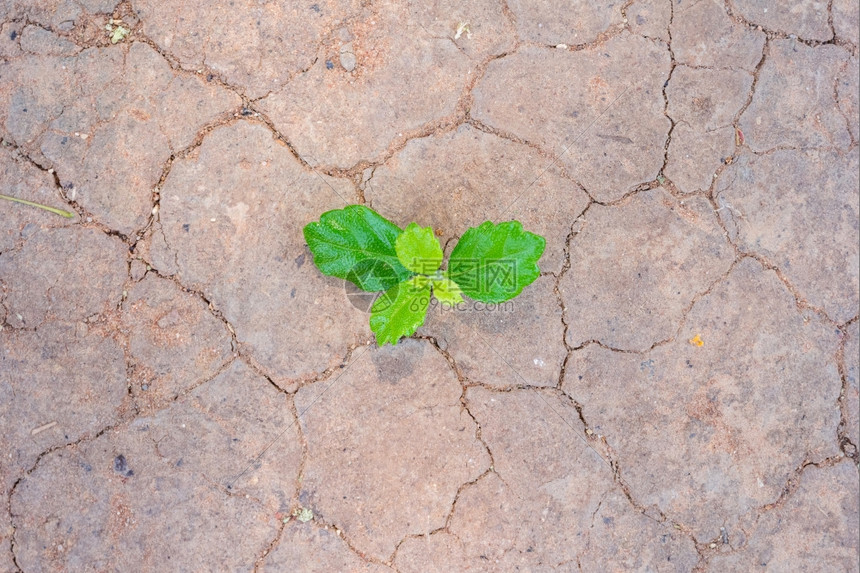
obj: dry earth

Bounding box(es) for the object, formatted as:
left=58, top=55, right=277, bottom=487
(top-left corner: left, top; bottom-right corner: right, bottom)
left=1, top=0, right=858, bottom=571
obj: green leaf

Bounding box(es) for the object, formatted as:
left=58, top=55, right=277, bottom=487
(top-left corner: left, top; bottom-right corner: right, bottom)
left=303, top=205, right=412, bottom=292
left=430, top=273, right=463, bottom=305
left=448, top=221, right=545, bottom=302
left=395, top=222, right=443, bottom=274
left=344, top=258, right=402, bottom=292
left=370, top=276, right=431, bottom=345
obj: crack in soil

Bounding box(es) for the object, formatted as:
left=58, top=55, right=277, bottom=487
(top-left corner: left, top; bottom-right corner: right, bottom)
left=724, top=0, right=857, bottom=52
left=836, top=315, right=860, bottom=460
left=6, top=414, right=137, bottom=569
left=658, top=0, right=678, bottom=185
left=2, top=0, right=857, bottom=568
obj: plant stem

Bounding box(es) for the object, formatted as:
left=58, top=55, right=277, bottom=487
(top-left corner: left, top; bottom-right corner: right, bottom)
left=0, top=193, right=76, bottom=218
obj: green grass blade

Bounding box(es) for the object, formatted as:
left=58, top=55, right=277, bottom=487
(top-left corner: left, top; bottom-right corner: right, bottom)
left=0, top=193, right=75, bottom=218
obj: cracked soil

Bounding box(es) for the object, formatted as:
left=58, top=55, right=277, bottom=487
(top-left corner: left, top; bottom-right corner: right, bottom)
left=1, top=0, right=858, bottom=571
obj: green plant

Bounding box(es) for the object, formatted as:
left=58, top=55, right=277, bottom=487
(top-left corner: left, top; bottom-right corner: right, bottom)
left=0, top=193, right=75, bottom=218
left=304, top=205, right=545, bottom=345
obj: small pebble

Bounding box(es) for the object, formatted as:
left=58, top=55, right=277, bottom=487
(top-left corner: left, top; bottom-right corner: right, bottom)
left=340, top=53, right=357, bottom=72
left=340, top=51, right=356, bottom=72
left=113, top=455, right=130, bottom=475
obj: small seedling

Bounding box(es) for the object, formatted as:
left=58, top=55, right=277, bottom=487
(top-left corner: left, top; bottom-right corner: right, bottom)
left=105, top=21, right=129, bottom=44
left=454, top=22, right=471, bottom=40
left=304, top=205, right=545, bottom=346
left=293, top=507, right=314, bottom=523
